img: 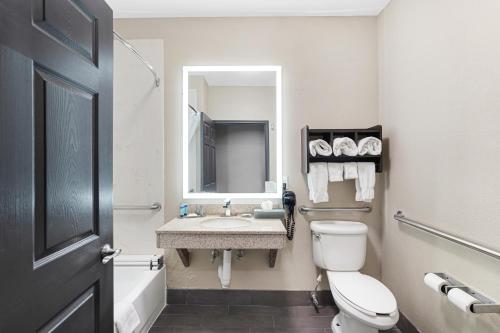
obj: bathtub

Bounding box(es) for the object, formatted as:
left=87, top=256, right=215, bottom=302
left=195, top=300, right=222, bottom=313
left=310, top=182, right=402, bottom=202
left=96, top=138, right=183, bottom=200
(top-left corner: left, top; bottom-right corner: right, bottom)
left=114, top=255, right=166, bottom=333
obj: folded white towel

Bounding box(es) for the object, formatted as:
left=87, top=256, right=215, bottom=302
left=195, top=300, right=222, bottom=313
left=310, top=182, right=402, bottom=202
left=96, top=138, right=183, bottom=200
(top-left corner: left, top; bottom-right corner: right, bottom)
left=358, top=136, right=382, bottom=156
left=327, top=163, right=343, bottom=182
left=355, top=177, right=363, bottom=201
left=355, top=162, right=375, bottom=202
left=115, top=302, right=140, bottom=333
left=343, top=162, right=358, bottom=180
left=307, top=163, right=329, bottom=203
left=332, top=137, right=358, bottom=157
left=309, top=139, right=332, bottom=157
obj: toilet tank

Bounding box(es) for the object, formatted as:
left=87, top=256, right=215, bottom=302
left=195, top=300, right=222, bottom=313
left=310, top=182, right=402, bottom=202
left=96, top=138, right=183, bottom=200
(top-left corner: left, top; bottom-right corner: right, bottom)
left=310, top=221, right=368, bottom=271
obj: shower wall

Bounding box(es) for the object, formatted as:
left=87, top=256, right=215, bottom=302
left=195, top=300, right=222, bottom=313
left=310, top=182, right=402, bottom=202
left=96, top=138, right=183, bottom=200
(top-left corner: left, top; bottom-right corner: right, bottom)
left=113, top=39, right=165, bottom=254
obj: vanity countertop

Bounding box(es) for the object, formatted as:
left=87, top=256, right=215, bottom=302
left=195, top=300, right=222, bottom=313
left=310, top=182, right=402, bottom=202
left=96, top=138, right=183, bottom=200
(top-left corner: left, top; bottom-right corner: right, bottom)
left=156, top=216, right=286, bottom=250
left=156, top=215, right=286, bottom=235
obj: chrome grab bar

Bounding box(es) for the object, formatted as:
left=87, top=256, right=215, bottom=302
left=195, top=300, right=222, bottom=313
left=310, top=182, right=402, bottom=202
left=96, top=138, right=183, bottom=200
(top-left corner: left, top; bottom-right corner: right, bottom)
left=299, top=206, right=372, bottom=214
left=394, top=211, right=500, bottom=260
left=113, top=202, right=162, bottom=211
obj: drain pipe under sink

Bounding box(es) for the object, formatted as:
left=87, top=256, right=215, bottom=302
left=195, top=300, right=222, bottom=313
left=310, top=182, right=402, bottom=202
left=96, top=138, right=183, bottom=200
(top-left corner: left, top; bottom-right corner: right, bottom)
left=218, top=249, right=232, bottom=288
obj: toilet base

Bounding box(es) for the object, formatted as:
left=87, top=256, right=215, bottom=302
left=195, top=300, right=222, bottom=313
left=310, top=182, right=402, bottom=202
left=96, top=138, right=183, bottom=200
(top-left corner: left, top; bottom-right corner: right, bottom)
left=332, top=312, right=379, bottom=333
left=331, top=313, right=343, bottom=333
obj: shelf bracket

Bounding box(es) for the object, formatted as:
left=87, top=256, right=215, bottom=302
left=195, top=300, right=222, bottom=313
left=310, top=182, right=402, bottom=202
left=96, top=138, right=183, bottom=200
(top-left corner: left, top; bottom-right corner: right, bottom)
left=269, top=249, right=278, bottom=268
left=176, top=249, right=190, bottom=267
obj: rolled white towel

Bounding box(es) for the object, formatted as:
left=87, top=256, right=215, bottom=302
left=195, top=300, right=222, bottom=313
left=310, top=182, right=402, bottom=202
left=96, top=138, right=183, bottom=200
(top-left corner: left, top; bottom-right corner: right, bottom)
left=343, top=162, right=358, bottom=180
left=309, top=139, right=332, bottom=157
left=355, top=162, right=375, bottom=202
left=358, top=136, right=382, bottom=156
left=307, top=163, right=329, bottom=203
left=327, top=163, right=343, bottom=182
left=115, top=301, right=140, bottom=333
left=332, top=137, right=358, bottom=157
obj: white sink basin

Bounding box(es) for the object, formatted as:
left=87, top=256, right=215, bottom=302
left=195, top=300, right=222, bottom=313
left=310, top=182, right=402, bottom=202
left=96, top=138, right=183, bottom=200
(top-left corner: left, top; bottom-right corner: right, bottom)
left=201, top=217, right=251, bottom=229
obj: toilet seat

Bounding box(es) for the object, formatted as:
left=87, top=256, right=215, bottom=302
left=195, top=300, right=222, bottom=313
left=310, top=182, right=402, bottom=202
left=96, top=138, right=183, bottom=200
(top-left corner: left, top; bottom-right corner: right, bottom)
left=328, top=271, right=397, bottom=316
left=327, top=271, right=399, bottom=331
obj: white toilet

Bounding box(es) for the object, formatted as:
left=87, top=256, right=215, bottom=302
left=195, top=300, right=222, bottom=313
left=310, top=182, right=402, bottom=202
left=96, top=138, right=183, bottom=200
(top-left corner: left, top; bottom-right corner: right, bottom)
left=310, top=220, right=399, bottom=333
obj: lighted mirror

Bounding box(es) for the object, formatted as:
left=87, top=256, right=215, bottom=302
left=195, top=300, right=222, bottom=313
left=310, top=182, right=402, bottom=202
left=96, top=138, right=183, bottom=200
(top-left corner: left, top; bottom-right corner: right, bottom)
left=183, top=66, right=282, bottom=199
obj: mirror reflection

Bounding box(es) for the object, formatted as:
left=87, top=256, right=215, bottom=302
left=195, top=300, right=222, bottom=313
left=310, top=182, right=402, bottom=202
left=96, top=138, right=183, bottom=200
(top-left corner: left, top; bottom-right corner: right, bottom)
left=186, top=68, right=278, bottom=194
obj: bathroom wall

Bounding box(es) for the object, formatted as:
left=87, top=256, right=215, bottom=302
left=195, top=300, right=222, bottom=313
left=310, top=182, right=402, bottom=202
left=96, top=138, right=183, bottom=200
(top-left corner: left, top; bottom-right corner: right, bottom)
left=207, top=86, right=275, bottom=122
left=114, top=17, right=382, bottom=290
left=188, top=76, right=209, bottom=113
left=378, top=0, right=500, bottom=332
left=113, top=39, right=165, bottom=255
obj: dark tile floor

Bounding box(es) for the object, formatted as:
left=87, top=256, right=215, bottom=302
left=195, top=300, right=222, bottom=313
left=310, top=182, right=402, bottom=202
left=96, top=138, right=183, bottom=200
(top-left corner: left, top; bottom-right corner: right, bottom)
left=150, top=304, right=403, bottom=333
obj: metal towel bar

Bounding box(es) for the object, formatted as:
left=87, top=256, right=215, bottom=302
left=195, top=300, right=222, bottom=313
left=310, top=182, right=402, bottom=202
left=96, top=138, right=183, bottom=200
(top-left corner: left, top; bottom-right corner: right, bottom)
left=113, top=202, right=162, bottom=211
left=299, top=206, right=372, bottom=214
left=394, top=211, right=500, bottom=260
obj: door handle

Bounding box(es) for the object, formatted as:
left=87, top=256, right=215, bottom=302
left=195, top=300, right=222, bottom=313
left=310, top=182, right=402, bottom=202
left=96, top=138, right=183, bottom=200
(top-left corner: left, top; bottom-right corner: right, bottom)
left=101, top=244, right=122, bottom=264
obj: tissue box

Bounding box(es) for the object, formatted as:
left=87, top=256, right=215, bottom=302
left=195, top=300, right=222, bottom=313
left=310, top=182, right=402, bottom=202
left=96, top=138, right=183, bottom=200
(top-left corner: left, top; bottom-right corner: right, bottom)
left=253, top=208, right=285, bottom=219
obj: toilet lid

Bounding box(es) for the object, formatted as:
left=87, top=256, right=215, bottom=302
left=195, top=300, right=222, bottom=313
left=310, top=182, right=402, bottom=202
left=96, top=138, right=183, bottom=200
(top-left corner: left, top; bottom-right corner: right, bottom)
left=328, top=272, right=397, bottom=315
left=310, top=221, right=368, bottom=235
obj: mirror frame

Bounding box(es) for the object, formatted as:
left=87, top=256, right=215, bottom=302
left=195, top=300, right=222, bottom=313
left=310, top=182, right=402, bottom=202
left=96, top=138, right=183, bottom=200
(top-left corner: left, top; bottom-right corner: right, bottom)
left=182, top=65, right=282, bottom=200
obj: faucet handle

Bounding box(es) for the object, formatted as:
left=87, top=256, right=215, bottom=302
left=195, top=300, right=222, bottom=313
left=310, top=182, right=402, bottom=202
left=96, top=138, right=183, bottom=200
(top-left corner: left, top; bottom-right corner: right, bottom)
left=195, top=205, right=204, bottom=216
left=223, top=198, right=231, bottom=208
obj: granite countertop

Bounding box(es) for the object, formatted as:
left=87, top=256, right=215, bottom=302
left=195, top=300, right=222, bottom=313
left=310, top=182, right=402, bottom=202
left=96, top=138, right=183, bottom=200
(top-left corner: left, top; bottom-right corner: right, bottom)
left=156, top=215, right=286, bottom=235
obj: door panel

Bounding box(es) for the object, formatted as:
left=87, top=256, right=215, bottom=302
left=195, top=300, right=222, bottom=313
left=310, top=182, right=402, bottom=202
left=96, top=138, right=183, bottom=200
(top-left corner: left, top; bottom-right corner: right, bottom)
left=0, top=0, right=113, bottom=331
left=31, top=0, right=97, bottom=63
left=0, top=44, right=35, bottom=333
left=34, top=66, right=98, bottom=261
left=37, top=285, right=97, bottom=333
left=201, top=112, right=216, bottom=192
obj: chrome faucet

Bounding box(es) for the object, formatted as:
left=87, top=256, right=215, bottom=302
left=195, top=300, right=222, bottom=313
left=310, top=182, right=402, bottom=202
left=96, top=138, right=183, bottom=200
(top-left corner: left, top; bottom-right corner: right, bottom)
left=223, top=199, right=232, bottom=217
left=194, top=205, right=204, bottom=217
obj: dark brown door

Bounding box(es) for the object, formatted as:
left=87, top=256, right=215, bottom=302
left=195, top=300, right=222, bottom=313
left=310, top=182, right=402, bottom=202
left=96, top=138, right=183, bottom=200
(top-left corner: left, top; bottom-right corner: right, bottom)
left=0, top=0, right=114, bottom=332
left=200, top=112, right=216, bottom=192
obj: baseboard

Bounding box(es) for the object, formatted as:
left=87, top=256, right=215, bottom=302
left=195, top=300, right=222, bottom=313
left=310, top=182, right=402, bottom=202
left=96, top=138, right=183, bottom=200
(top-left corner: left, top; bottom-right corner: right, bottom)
left=397, top=311, right=420, bottom=333
left=166, top=288, right=334, bottom=306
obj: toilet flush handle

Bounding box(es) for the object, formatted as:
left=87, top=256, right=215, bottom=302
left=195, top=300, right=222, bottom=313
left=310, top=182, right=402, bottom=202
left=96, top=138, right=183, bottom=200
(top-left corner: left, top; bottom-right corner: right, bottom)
left=313, top=233, right=321, bottom=240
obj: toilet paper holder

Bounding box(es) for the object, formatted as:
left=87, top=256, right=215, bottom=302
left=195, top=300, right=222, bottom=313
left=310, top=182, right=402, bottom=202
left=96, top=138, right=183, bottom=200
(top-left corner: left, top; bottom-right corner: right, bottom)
left=428, top=272, right=500, bottom=314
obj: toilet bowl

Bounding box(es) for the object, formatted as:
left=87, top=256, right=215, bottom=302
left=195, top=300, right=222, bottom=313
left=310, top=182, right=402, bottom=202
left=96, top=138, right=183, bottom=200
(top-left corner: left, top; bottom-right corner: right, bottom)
left=328, top=271, right=398, bottom=332
left=310, top=221, right=398, bottom=333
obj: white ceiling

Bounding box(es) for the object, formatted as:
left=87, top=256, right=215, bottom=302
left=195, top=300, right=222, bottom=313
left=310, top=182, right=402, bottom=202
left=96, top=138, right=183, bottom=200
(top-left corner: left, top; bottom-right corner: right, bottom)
left=106, top=0, right=392, bottom=18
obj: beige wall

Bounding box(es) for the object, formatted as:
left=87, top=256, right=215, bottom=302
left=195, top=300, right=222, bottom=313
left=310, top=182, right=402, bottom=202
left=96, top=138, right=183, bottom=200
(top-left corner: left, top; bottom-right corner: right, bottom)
left=378, top=0, right=500, bottom=332
left=188, top=76, right=208, bottom=113
left=206, top=86, right=275, bottom=122
left=114, top=17, right=381, bottom=290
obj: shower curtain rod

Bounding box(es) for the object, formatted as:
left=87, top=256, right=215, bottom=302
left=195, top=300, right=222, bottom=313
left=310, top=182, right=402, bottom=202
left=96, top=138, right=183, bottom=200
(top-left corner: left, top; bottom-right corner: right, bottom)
left=189, top=105, right=199, bottom=113
left=113, top=31, right=160, bottom=87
